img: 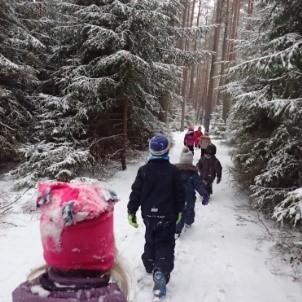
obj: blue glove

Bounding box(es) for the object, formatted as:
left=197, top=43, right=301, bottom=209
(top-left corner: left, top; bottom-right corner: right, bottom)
left=202, top=195, right=209, bottom=205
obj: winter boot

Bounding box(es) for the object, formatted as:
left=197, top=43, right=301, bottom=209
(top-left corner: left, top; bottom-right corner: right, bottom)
left=153, top=270, right=166, bottom=298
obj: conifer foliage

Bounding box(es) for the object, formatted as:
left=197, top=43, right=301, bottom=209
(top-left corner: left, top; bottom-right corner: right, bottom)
left=228, top=0, right=302, bottom=226
left=0, top=0, right=43, bottom=163
left=1, top=0, right=205, bottom=185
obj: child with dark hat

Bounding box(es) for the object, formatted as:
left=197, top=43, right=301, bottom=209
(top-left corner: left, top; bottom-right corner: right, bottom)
left=197, top=143, right=222, bottom=196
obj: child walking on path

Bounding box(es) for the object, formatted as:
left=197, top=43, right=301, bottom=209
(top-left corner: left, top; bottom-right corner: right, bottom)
left=199, top=132, right=211, bottom=157
left=197, top=144, right=222, bottom=196
left=194, top=126, right=203, bottom=148
left=175, top=147, right=209, bottom=237
left=127, top=134, right=185, bottom=298
left=184, top=126, right=195, bottom=154
left=12, top=182, right=127, bottom=302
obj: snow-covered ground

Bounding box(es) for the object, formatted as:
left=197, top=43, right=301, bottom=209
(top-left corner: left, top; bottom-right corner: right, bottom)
left=0, top=132, right=301, bottom=302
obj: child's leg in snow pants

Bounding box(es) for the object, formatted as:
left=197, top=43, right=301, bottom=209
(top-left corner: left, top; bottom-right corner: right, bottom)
left=188, top=145, right=194, bottom=155
left=142, top=218, right=176, bottom=283
left=184, top=198, right=196, bottom=225
left=206, top=182, right=213, bottom=195
left=176, top=198, right=196, bottom=234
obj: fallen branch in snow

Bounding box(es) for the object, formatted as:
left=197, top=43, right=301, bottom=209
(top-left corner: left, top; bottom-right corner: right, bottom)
left=89, top=134, right=123, bottom=149
left=256, top=210, right=274, bottom=238
left=0, top=206, right=13, bottom=215
left=0, top=221, right=20, bottom=227
left=0, top=185, right=34, bottom=216
left=106, top=148, right=123, bottom=159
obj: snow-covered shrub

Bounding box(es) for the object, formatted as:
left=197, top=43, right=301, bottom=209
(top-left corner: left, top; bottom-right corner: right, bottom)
left=273, top=189, right=302, bottom=227
left=11, top=142, right=93, bottom=188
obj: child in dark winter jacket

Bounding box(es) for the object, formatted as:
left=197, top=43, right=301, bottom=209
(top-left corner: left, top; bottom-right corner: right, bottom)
left=127, top=134, right=185, bottom=298
left=197, top=143, right=222, bottom=196
left=12, top=182, right=127, bottom=302
left=175, top=147, right=209, bottom=236
left=200, top=132, right=211, bottom=156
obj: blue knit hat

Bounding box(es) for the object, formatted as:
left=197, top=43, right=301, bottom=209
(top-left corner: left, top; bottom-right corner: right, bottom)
left=149, top=134, right=170, bottom=157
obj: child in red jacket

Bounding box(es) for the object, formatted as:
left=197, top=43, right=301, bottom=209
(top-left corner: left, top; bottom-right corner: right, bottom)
left=184, top=126, right=195, bottom=154
left=194, top=126, right=203, bottom=148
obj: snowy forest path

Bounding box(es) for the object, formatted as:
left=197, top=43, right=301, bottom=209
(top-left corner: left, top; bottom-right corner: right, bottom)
left=112, top=132, right=302, bottom=302
left=0, top=132, right=301, bottom=302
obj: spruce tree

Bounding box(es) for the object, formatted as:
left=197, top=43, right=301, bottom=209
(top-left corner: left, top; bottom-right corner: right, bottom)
left=228, top=0, right=302, bottom=226
left=0, top=0, right=46, bottom=164
left=3, top=0, right=207, bottom=185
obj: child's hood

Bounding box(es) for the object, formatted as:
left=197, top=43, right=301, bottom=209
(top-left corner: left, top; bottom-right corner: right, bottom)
left=12, top=273, right=126, bottom=302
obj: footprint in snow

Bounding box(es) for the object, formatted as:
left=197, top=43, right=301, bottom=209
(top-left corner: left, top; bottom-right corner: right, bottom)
left=216, top=288, right=226, bottom=302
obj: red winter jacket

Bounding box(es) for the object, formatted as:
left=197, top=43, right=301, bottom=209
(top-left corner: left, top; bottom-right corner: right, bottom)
left=184, top=131, right=195, bottom=147
left=194, top=130, right=203, bottom=147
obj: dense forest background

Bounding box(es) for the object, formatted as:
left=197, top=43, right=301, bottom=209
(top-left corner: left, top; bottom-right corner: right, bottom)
left=0, top=0, right=206, bottom=183
left=0, top=0, right=301, bottom=228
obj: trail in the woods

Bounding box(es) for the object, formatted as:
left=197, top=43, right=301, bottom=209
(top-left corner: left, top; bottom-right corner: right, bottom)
left=0, top=132, right=301, bottom=302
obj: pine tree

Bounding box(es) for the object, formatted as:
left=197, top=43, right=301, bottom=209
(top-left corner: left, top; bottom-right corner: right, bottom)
left=228, top=0, right=302, bottom=226
left=5, top=0, right=93, bottom=186
left=0, top=0, right=47, bottom=164
left=6, top=0, right=207, bottom=185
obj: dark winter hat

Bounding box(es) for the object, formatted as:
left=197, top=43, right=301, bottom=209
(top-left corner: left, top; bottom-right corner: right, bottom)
left=206, top=143, right=217, bottom=155
left=149, top=134, right=170, bottom=156
left=180, top=147, right=193, bottom=165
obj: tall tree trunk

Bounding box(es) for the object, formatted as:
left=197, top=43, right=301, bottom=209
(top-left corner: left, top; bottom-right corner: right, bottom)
left=204, top=0, right=225, bottom=133
left=220, top=0, right=242, bottom=121
left=246, top=0, right=254, bottom=30
left=196, top=62, right=208, bottom=122
left=185, top=0, right=196, bottom=107
left=121, top=99, right=128, bottom=170
left=180, top=0, right=190, bottom=131
left=221, top=0, right=234, bottom=122
left=217, top=0, right=230, bottom=113
left=188, top=0, right=201, bottom=105
left=195, top=1, right=209, bottom=122
left=248, top=0, right=254, bottom=15
left=229, top=0, right=241, bottom=62
left=190, top=0, right=197, bottom=25
left=159, top=92, right=170, bottom=123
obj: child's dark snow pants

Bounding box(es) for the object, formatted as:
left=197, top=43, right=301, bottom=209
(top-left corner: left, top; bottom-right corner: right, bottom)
left=205, top=182, right=213, bottom=195
left=142, top=218, right=176, bottom=283
left=175, top=198, right=196, bottom=234
left=188, top=145, right=194, bottom=155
